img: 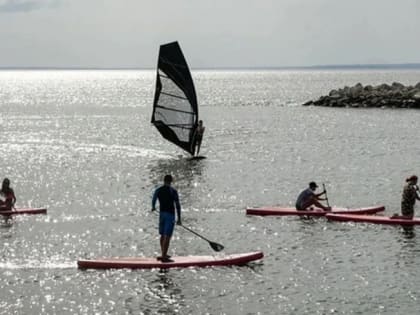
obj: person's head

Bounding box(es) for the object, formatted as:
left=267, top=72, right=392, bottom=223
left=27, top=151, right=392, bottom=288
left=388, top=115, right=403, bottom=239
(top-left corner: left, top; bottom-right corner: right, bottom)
left=198, top=120, right=203, bottom=126
left=164, top=174, right=173, bottom=185
left=309, top=181, right=318, bottom=191
left=2, top=178, right=10, bottom=190
left=406, top=175, right=418, bottom=185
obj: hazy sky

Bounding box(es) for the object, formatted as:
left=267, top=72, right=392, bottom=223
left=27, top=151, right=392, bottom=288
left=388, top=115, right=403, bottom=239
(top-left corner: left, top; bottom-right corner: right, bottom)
left=1, top=0, right=419, bottom=68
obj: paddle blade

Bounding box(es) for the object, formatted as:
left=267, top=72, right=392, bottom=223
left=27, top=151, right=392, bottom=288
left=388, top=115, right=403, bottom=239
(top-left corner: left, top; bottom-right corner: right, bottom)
left=178, top=223, right=224, bottom=252
left=210, top=241, right=224, bottom=252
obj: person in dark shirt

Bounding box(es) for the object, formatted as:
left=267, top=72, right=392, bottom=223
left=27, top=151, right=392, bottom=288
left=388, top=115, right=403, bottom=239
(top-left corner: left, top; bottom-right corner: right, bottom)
left=295, top=181, right=330, bottom=211
left=152, top=174, right=182, bottom=262
left=391, top=175, right=420, bottom=219
left=0, top=178, right=16, bottom=211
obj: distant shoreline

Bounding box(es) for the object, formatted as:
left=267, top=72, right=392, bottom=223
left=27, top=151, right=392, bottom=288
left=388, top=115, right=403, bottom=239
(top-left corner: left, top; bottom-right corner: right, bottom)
left=1, top=63, right=420, bottom=71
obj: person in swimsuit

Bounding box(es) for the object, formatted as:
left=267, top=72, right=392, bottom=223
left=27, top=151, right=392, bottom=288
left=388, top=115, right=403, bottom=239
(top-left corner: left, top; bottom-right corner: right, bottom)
left=295, top=181, right=330, bottom=211
left=392, top=175, right=420, bottom=219
left=193, top=120, right=205, bottom=156
left=152, top=174, right=182, bottom=262
left=0, top=178, right=16, bottom=211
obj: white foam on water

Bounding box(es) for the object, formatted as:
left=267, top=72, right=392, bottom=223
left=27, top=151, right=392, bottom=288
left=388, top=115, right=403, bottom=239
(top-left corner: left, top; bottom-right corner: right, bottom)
left=0, top=260, right=75, bottom=270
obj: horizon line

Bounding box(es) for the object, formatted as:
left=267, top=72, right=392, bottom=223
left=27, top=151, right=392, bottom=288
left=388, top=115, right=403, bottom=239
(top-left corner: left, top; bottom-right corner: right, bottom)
left=1, top=63, right=420, bottom=71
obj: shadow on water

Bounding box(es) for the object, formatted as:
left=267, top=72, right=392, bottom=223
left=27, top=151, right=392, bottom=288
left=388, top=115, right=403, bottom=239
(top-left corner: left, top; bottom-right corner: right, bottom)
left=0, top=216, right=14, bottom=230
left=297, top=216, right=320, bottom=226
left=245, top=261, right=265, bottom=273
left=151, top=270, right=184, bottom=315
left=0, top=220, right=15, bottom=243
left=401, top=226, right=416, bottom=239
left=395, top=227, right=420, bottom=269
left=122, top=270, right=185, bottom=315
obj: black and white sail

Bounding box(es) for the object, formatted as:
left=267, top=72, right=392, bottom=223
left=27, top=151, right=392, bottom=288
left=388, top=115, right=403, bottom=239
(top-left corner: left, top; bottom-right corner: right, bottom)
left=151, top=41, right=199, bottom=155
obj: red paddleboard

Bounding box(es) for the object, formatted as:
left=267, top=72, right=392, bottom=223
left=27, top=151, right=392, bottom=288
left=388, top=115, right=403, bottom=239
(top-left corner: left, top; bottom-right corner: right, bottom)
left=0, top=207, right=47, bottom=216
left=326, top=213, right=420, bottom=226
left=246, top=205, right=385, bottom=216
left=77, top=251, right=264, bottom=270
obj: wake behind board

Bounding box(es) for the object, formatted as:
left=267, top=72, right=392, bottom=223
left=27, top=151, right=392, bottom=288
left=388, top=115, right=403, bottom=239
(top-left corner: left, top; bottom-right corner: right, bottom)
left=246, top=205, right=385, bottom=216
left=0, top=207, right=47, bottom=216
left=77, top=251, right=263, bottom=270
left=326, top=213, right=420, bottom=226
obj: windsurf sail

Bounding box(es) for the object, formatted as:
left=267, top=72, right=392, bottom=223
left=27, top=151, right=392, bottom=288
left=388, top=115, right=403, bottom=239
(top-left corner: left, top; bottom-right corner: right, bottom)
left=151, top=41, right=199, bottom=155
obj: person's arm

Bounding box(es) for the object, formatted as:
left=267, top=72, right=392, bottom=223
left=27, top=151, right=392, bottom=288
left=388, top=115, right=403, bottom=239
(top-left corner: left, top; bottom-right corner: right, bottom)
left=313, top=196, right=327, bottom=203
left=415, top=188, right=420, bottom=201
left=174, top=190, right=181, bottom=224
left=315, top=190, right=326, bottom=198
left=314, top=191, right=326, bottom=201
left=151, top=188, right=158, bottom=211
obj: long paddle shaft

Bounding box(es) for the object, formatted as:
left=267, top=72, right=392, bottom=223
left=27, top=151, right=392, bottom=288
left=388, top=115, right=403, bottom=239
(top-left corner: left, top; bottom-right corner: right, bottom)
left=323, top=183, right=330, bottom=208
left=178, top=224, right=224, bottom=252
left=152, top=210, right=224, bottom=252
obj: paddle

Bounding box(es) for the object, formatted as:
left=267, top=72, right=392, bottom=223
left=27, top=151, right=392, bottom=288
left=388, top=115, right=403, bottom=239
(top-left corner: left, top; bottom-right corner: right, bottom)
left=322, top=183, right=330, bottom=208
left=151, top=210, right=224, bottom=252
left=178, top=223, right=224, bottom=252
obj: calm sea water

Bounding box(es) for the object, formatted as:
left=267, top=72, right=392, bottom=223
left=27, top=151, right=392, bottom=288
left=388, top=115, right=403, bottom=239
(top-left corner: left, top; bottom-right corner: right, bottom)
left=1, top=69, right=420, bottom=314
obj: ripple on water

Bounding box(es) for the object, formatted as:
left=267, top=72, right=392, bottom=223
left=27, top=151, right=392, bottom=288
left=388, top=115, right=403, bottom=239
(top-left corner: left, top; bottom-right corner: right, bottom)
left=2, top=70, right=420, bottom=314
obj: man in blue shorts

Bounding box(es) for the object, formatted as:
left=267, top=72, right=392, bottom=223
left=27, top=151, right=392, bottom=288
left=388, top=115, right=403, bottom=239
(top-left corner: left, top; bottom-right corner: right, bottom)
left=152, top=174, right=182, bottom=262
left=295, top=181, right=330, bottom=211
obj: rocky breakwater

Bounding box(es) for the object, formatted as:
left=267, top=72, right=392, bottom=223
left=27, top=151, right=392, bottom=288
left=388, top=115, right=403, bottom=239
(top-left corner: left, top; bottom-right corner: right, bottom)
left=303, top=82, right=420, bottom=108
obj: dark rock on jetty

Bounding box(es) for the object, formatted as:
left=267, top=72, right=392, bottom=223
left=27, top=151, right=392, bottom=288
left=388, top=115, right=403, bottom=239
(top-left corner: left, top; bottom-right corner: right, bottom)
left=303, top=82, right=420, bottom=108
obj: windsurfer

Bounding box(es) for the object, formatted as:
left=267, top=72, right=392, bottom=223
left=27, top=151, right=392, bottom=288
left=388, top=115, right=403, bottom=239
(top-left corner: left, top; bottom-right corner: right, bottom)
left=391, top=175, right=420, bottom=219
left=295, top=182, right=330, bottom=211
left=151, top=175, right=182, bottom=262
left=0, top=178, right=16, bottom=211
left=193, top=120, right=205, bottom=156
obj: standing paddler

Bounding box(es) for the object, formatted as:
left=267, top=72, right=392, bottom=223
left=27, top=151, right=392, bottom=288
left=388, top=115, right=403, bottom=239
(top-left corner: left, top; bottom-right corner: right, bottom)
left=151, top=175, right=182, bottom=262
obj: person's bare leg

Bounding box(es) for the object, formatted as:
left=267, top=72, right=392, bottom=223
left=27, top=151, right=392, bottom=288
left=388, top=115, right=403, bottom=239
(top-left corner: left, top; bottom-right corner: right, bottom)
left=301, top=200, right=330, bottom=211
left=161, top=235, right=171, bottom=258
left=159, top=235, right=164, bottom=258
